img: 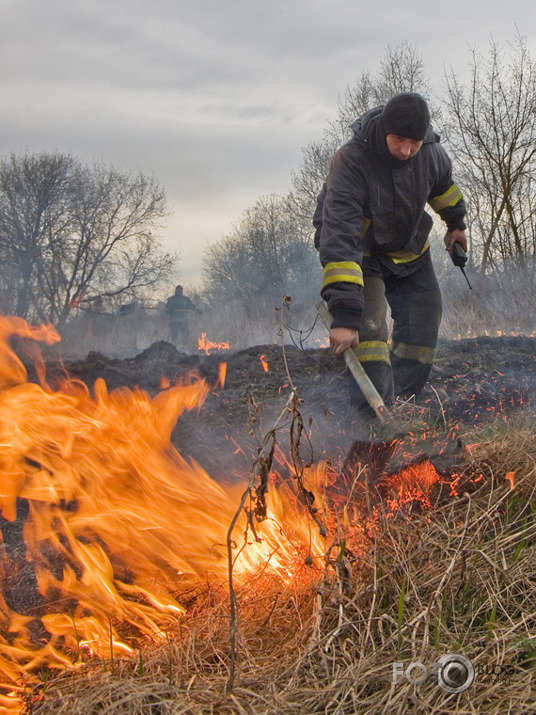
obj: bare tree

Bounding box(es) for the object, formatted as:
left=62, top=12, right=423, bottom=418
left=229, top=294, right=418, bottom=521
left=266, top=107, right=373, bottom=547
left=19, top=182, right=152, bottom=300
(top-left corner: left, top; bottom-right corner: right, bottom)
left=0, top=152, right=177, bottom=328
left=202, top=193, right=319, bottom=310
left=289, top=139, right=339, bottom=231
left=328, top=42, right=431, bottom=147
left=444, top=33, right=536, bottom=275
left=0, top=153, right=73, bottom=318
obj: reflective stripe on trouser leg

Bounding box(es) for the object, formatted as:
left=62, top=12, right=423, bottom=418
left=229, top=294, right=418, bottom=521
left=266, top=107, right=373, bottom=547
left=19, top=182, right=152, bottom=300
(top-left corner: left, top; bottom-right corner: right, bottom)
left=386, top=258, right=442, bottom=399
left=348, top=276, right=394, bottom=410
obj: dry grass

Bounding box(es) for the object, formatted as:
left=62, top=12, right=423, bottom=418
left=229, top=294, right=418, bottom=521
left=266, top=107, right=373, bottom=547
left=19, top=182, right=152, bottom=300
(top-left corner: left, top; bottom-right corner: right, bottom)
left=21, top=414, right=536, bottom=714
left=439, top=271, right=536, bottom=339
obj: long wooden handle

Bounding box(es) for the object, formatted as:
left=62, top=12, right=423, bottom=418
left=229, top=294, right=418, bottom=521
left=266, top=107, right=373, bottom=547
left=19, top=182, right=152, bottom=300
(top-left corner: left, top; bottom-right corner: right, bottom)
left=316, top=301, right=398, bottom=430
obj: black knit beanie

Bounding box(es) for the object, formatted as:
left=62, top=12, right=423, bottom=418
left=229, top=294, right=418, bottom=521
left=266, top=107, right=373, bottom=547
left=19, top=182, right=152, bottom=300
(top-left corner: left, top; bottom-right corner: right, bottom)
left=380, top=93, right=430, bottom=141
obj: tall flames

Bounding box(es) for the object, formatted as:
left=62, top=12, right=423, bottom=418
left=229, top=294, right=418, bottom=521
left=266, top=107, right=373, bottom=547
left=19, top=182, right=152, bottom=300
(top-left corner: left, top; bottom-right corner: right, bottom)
left=0, top=317, right=325, bottom=710
left=0, top=316, right=452, bottom=711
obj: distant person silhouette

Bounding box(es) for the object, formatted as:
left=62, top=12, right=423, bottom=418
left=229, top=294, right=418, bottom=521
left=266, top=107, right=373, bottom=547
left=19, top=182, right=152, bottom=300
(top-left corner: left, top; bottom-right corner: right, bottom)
left=164, top=285, right=200, bottom=345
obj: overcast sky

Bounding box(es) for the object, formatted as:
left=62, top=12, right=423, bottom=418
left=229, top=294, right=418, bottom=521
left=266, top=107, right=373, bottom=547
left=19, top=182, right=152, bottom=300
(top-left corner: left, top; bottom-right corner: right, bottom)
left=2, top=0, right=535, bottom=284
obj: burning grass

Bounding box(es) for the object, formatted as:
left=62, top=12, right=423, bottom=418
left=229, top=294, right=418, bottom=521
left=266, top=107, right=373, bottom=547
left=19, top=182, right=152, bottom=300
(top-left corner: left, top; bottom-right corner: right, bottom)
left=24, top=426, right=536, bottom=713
left=0, top=317, right=535, bottom=713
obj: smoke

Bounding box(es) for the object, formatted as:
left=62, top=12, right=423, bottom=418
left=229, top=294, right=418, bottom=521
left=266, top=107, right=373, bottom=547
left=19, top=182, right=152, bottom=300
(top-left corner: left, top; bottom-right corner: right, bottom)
left=438, top=259, right=536, bottom=340
left=40, top=234, right=536, bottom=372
left=57, top=287, right=327, bottom=360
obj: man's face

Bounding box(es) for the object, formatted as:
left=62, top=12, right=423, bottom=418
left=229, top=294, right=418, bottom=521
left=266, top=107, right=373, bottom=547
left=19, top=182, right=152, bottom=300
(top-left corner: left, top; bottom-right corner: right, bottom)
left=386, top=134, right=423, bottom=161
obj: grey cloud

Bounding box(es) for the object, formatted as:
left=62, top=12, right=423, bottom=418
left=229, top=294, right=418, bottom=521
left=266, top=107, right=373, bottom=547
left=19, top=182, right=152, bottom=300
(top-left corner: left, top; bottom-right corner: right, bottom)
left=2, top=0, right=536, bottom=284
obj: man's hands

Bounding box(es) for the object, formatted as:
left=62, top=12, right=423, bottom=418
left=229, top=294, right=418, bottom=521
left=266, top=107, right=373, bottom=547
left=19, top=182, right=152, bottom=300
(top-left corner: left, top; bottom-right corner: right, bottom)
left=329, top=326, right=359, bottom=358
left=444, top=228, right=467, bottom=252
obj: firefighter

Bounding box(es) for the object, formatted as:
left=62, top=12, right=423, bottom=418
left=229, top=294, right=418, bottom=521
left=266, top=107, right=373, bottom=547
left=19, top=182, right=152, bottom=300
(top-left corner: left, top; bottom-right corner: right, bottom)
left=165, top=285, right=200, bottom=346
left=314, top=93, right=467, bottom=412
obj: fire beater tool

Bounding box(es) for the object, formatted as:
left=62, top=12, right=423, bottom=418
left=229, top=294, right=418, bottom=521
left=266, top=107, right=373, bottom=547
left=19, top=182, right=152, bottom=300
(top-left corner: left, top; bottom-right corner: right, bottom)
left=315, top=300, right=465, bottom=482
left=449, top=241, right=472, bottom=290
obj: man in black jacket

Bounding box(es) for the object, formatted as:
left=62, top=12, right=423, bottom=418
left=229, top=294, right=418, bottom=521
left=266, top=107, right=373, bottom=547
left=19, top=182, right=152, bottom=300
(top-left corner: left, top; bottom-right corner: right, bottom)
left=165, top=285, right=200, bottom=346
left=314, top=93, right=467, bottom=411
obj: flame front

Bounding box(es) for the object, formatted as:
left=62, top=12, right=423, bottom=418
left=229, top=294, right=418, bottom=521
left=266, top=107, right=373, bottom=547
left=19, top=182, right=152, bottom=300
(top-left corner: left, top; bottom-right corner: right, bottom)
left=197, top=333, right=230, bottom=355
left=0, top=317, right=323, bottom=707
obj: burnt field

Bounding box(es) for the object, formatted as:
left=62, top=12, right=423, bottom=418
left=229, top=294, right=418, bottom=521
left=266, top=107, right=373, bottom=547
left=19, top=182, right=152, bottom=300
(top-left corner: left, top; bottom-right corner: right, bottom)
left=28, top=334, right=536, bottom=481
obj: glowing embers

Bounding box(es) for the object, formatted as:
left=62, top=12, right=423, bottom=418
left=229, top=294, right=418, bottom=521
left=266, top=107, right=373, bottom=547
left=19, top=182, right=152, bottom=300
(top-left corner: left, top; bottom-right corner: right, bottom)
left=339, top=427, right=467, bottom=523
left=455, top=329, right=536, bottom=340
left=382, top=459, right=442, bottom=514
left=336, top=456, right=444, bottom=519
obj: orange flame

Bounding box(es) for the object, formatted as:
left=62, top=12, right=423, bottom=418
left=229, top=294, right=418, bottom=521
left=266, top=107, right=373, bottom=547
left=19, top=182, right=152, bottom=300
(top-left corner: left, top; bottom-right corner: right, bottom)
left=0, top=317, right=324, bottom=710
left=259, top=355, right=269, bottom=372
left=197, top=333, right=230, bottom=355
left=314, top=338, right=329, bottom=348
left=0, top=316, right=465, bottom=710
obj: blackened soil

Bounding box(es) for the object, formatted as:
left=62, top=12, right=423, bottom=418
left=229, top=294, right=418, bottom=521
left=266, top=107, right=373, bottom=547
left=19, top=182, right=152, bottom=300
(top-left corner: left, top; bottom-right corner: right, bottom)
left=24, top=336, right=536, bottom=482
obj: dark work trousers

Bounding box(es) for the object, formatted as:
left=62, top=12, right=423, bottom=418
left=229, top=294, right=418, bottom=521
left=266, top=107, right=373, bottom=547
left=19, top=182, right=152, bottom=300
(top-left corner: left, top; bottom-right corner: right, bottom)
left=348, top=251, right=442, bottom=410
left=169, top=317, right=189, bottom=344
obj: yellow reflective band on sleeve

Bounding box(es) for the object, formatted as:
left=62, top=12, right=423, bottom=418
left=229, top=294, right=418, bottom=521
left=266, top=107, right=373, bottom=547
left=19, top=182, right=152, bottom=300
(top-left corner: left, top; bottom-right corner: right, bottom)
left=322, top=261, right=364, bottom=288
left=355, top=340, right=391, bottom=364
left=391, top=341, right=436, bottom=365
left=429, top=183, right=463, bottom=212
left=386, top=241, right=430, bottom=264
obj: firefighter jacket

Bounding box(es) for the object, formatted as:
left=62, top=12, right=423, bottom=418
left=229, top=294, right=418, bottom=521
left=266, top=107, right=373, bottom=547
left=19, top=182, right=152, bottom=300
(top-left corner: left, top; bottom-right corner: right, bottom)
left=314, top=107, right=467, bottom=331
left=165, top=293, right=196, bottom=320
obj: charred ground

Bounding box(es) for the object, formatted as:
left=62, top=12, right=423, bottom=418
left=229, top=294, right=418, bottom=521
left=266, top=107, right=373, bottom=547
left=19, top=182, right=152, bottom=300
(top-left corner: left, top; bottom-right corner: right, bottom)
left=10, top=334, right=536, bottom=715
left=24, top=335, right=536, bottom=483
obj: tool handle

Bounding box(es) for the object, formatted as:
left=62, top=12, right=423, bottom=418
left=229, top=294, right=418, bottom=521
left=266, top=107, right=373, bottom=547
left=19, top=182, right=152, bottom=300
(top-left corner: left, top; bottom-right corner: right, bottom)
left=342, top=344, right=398, bottom=428
left=315, top=301, right=397, bottom=429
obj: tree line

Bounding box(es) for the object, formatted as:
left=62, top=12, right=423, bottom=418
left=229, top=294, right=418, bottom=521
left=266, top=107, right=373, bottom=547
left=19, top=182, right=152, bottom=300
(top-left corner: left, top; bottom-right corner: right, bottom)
left=2, top=32, right=535, bottom=335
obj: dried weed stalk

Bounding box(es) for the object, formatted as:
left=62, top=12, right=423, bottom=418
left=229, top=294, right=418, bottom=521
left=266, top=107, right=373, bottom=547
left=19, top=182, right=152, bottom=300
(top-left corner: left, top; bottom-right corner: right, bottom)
left=225, top=300, right=330, bottom=691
